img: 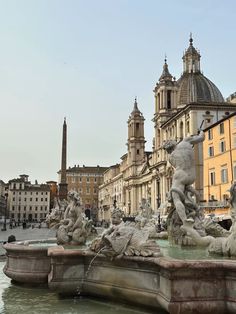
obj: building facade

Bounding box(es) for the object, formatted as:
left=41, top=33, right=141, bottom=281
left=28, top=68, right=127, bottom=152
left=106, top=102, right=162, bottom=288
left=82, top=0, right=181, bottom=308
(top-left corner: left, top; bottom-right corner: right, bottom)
left=203, top=112, right=236, bottom=218
left=65, top=165, right=108, bottom=220
left=98, top=36, right=236, bottom=221
left=8, top=175, right=50, bottom=222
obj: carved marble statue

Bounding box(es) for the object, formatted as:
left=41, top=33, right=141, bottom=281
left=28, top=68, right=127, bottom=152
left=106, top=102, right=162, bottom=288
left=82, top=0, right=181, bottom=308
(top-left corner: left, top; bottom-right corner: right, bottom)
left=56, top=190, right=93, bottom=245
left=45, top=198, right=67, bottom=229
left=163, top=131, right=206, bottom=245
left=163, top=131, right=205, bottom=224
left=181, top=182, right=236, bottom=256
left=90, top=207, right=161, bottom=257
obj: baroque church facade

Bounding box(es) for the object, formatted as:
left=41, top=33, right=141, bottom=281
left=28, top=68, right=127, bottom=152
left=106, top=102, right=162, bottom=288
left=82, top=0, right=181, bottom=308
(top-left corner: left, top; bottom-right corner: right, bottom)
left=98, top=36, right=236, bottom=220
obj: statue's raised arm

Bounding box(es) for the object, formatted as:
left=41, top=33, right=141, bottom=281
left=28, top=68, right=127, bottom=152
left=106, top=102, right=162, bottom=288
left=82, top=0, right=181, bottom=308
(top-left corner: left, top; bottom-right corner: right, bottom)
left=183, top=130, right=205, bottom=145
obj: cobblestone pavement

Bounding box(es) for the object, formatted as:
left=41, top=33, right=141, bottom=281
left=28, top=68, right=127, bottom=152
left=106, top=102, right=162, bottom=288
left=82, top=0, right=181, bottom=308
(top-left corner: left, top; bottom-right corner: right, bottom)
left=0, top=223, right=56, bottom=256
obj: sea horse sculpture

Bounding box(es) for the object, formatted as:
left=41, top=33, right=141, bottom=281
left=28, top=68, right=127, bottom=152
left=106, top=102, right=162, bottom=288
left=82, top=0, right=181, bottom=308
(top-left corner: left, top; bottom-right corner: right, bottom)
left=90, top=207, right=161, bottom=258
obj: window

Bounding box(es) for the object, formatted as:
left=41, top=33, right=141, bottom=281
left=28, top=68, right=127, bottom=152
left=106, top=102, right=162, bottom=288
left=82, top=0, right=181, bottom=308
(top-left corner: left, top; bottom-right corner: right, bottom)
left=208, top=146, right=214, bottom=156
left=186, top=121, right=190, bottom=133
left=87, top=177, right=90, bottom=183
left=30, top=198, right=32, bottom=201
left=94, top=188, right=97, bottom=194
left=41, top=198, right=43, bottom=201
left=233, top=134, right=236, bottom=148
left=80, top=177, right=82, bottom=182
left=13, top=191, right=15, bottom=195
left=208, top=129, right=213, bottom=140
left=94, top=177, right=97, bottom=183
left=137, top=149, right=140, bottom=155
left=12, top=206, right=15, bottom=211
left=36, top=198, right=38, bottom=202
left=35, top=206, right=38, bottom=211
left=221, top=168, right=228, bottom=183
left=29, top=206, right=32, bottom=211
left=219, top=141, right=226, bottom=153
left=179, top=122, right=184, bottom=139
left=234, top=165, right=236, bottom=180
left=13, top=197, right=15, bottom=201
left=41, top=192, right=43, bottom=195
left=136, top=123, right=140, bottom=131
left=167, top=90, right=171, bottom=109
left=18, top=205, right=21, bottom=211
left=24, top=206, right=26, bottom=211
left=41, top=206, right=43, bottom=211
left=219, top=123, right=224, bottom=134
left=209, top=171, right=215, bottom=185
left=86, top=187, right=90, bottom=194
left=45, top=198, right=47, bottom=201
left=24, top=198, right=26, bottom=201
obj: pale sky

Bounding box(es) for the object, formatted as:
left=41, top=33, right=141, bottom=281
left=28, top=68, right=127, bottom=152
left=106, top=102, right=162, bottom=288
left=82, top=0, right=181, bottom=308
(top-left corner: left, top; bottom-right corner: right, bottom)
left=0, top=0, right=236, bottom=184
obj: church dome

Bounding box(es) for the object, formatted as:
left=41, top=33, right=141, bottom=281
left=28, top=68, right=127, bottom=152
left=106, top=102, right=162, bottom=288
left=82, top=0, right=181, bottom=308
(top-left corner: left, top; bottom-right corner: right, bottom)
left=177, top=72, right=224, bottom=105
left=177, top=35, right=224, bottom=106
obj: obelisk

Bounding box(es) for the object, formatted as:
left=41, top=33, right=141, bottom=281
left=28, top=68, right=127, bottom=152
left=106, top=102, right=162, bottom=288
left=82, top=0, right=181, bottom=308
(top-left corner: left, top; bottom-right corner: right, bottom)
left=59, top=118, right=68, bottom=200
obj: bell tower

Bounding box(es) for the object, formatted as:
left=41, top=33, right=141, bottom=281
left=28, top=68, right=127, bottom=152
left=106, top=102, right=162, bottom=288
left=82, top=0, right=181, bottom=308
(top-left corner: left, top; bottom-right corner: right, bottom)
left=127, top=98, right=146, bottom=166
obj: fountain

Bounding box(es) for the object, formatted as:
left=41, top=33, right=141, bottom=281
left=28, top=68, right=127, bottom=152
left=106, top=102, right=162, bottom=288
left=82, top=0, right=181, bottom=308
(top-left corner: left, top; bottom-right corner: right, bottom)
left=3, top=132, right=236, bottom=313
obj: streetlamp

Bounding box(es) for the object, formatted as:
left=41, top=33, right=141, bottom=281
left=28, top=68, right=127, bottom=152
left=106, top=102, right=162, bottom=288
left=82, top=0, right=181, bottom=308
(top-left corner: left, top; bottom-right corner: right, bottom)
left=2, top=192, right=8, bottom=231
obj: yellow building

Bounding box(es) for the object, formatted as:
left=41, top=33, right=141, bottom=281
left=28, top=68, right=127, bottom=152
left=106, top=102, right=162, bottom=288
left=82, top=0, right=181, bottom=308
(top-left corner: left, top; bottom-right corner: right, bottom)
left=203, top=112, right=236, bottom=218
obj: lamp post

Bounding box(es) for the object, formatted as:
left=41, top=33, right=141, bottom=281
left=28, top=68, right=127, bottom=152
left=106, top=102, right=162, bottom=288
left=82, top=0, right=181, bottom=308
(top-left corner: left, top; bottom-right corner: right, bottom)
left=2, top=192, right=8, bottom=231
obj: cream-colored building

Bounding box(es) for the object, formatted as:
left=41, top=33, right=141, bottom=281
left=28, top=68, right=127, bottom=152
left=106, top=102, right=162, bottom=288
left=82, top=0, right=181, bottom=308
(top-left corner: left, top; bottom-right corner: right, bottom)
left=98, top=36, right=236, bottom=221
left=8, top=175, right=50, bottom=222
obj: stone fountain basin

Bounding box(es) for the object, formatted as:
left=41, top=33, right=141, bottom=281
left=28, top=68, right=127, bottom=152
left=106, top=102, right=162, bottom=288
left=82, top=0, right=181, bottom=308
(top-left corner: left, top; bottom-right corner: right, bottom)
left=48, top=246, right=236, bottom=314
left=3, top=240, right=236, bottom=313
left=3, top=238, right=58, bottom=284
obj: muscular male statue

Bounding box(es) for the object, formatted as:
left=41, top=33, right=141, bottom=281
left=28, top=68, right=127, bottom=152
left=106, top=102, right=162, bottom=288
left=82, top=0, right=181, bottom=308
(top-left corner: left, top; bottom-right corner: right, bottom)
left=163, top=131, right=205, bottom=224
